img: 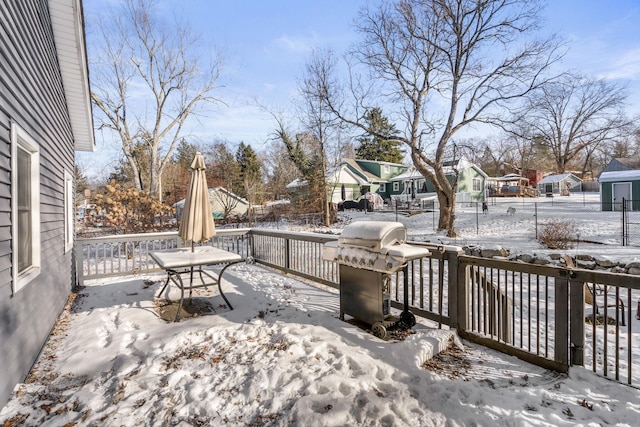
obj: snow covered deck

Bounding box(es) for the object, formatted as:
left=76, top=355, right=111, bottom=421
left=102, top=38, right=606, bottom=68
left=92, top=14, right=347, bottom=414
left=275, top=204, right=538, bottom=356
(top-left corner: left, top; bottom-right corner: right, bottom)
left=4, top=264, right=640, bottom=426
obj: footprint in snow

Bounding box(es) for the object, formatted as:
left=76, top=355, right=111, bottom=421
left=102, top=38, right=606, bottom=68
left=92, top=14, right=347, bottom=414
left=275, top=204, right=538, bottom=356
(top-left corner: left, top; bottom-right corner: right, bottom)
left=96, top=325, right=112, bottom=348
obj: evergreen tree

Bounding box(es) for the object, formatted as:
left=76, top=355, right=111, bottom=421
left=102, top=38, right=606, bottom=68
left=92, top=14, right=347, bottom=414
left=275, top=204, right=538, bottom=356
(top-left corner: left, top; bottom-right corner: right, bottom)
left=355, top=107, right=404, bottom=163
left=204, top=141, right=241, bottom=193
left=173, top=139, right=199, bottom=170
left=235, top=142, right=262, bottom=201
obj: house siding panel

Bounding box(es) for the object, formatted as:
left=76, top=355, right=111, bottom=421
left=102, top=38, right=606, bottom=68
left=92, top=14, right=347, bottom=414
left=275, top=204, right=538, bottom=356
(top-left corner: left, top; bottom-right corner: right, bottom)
left=0, top=0, right=76, bottom=406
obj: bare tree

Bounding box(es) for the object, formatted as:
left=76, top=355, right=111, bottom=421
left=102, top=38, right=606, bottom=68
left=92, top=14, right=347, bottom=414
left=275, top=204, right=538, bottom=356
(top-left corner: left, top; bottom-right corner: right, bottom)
left=319, top=0, right=560, bottom=236
left=261, top=141, right=299, bottom=201
left=90, top=0, right=223, bottom=200
left=461, top=137, right=516, bottom=177
left=273, top=118, right=326, bottom=221
left=512, top=73, right=629, bottom=174
left=273, top=49, right=349, bottom=226
left=212, top=189, right=242, bottom=222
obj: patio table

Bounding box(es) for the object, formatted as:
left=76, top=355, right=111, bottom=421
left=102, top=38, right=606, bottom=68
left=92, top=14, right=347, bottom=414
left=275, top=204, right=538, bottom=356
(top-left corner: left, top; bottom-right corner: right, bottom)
left=150, top=246, right=244, bottom=321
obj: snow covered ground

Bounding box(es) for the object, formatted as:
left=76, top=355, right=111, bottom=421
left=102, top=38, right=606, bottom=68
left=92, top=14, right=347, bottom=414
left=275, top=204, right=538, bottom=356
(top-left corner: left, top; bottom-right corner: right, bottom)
left=2, top=192, right=640, bottom=426
left=334, top=193, right=640, bottom=264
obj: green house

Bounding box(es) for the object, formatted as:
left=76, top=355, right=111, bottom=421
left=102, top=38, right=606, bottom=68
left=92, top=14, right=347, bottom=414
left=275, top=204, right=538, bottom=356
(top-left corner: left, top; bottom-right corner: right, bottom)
left=385, top=157, right=487, bottom=204
left=330, top=159, right=409, bottom=201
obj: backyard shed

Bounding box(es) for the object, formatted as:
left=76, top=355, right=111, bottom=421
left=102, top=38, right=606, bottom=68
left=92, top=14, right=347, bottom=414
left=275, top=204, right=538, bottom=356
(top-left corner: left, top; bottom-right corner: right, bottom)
left=537, top=173, right=582, bottom=196
left=599, top=158, right=640, bottom=211
left=599, top=171, right=640, bottom=211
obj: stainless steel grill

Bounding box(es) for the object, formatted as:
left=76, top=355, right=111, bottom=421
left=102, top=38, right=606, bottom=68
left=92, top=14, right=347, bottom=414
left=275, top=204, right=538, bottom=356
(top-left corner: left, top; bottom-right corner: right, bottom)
left=323, top=221, right=430, bottom=339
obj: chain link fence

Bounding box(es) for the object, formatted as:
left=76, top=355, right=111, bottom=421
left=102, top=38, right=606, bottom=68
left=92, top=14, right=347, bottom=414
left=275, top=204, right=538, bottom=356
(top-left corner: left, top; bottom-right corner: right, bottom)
left=623, top=199, right=640, bottom=247
left=406, top=193, right=634, bottom=247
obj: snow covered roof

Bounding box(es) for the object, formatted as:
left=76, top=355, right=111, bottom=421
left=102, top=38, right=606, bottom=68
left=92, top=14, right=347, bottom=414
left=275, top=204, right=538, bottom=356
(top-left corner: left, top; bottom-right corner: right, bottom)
left=327, top=164, right=369, bottom=186
left=599, top=170, right=640, bottom=182
left=174, top=187, right=249, bottom=207
left=494, top=175, right=528, bottom=183
left=389, top=168, right=424, bottom=181
left=286, top=178, right=307, bottom=189
left=538, top=173, right=582, bottom=185
left=388, top=157, right=487, bottom=181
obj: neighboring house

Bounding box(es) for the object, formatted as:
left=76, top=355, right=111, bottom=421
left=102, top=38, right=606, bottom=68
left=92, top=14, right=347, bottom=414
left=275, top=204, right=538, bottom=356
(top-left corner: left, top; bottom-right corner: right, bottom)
left=326, top=159, right=408, bottom=203
left=537, top=173, right=583, bottom=196
left=287, top=159, right=408, bottom=207
left=525, top=169, right=545, bottom=189
left=386, top=157, right=488, bottom=204
left=175, top=187, right=249, bottom=220
left=599, top=158, right=640, bottom=211
left=326, top=162, right=370, bottom=204
left=0, top=0, right=95, bottom=406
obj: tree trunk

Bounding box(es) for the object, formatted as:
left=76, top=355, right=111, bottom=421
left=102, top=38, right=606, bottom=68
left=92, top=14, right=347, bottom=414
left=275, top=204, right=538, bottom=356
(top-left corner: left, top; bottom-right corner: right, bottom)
left=436, top=190, right=457, bottom=237
left=125, top=155, right=143, bottom=192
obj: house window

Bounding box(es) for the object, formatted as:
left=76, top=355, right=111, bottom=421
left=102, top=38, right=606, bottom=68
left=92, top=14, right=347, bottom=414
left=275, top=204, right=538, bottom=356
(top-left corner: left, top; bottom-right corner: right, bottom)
left=379, top=183, right=386, bottom=193
left=64, top=170, right=73, bottom=252
left=11, top=123, right=41, bottom=293
left=383, top=165, right=390, bottom=174
left=393, top=181, right=399, bottom=192
left=473, top=178, right=481, bottom=192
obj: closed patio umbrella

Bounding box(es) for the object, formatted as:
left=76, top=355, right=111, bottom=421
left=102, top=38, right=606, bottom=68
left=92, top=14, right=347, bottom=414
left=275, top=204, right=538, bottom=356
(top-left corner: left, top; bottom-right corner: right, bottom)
left=178, top=152, right=216, bottom=251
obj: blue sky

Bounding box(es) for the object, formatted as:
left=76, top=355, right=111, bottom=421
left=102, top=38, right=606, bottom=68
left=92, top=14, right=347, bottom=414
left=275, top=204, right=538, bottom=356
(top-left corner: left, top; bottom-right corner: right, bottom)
left=81, top=0, right=640, bottom=180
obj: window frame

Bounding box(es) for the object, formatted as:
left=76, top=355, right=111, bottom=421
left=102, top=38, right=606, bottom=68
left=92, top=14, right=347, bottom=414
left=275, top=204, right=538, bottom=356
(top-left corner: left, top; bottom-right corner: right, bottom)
left=392, top=181, right=399, bottom=192
left=11, top=122, right=41, bottom=293
left=64, top=170, right=73, bottom=252
left=473, top=178, right=482, bottom=192
left=378, top=183, right=386, bottom=193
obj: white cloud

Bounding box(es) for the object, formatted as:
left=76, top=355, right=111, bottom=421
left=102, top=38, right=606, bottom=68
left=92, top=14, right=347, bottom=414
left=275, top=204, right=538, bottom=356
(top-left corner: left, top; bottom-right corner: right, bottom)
left=273, top=33, right=317, bottom=54
left=599, top=48, right=640, bottom=81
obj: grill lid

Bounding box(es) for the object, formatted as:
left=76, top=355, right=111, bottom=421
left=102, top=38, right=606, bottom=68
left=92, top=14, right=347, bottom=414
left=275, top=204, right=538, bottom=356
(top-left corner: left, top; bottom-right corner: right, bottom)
left=338, top=221, right=406, bottom=253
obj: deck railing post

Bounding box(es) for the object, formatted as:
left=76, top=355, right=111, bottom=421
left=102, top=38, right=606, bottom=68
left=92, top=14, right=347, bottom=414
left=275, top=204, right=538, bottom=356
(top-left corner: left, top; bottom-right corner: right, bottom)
left=569, top=275, right=585, bottom=366
left=74, top=240, right=84, bottom=288
left=445, top=246, right=466, bottom=330
left=284, top=237, right=290, bottom=270
left=248, top=230, right=255, bottom=260
left=555, top=270, right=570, bottom=372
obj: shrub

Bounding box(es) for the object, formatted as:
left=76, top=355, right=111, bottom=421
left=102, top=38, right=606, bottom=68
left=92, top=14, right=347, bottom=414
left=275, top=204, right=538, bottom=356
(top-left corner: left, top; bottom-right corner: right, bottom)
left=538, top=219, right=579, bottom=249
left=88, top=181, right=175, bottom=234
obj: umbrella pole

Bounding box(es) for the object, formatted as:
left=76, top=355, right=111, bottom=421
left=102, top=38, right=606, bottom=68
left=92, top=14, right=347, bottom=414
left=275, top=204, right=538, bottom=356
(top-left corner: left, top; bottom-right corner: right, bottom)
left=188, top=266, right=194, bottom=305
left=189, top=240, right=194, bottom=305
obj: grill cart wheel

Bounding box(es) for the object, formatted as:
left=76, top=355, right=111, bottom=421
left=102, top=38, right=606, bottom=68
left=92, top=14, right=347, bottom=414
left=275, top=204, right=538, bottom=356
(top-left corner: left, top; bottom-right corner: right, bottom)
left=400, top=311, right=416, bottom=328
left=372, top=322, right=388, bottom=340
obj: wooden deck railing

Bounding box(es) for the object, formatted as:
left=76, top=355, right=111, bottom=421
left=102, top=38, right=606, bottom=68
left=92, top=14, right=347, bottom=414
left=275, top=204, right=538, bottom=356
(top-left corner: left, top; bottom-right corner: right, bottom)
left=75, top=228, right=640, bottom=387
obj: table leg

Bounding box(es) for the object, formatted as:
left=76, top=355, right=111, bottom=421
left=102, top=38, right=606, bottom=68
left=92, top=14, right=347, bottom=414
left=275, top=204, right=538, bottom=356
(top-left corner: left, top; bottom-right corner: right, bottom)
left=157, top=273, right=171, bottom=297
left=196, top=262, right=240, bottom=310
left=175, top=273, right=185, bottom=322
left=189, top=266, right=195, bottom=301
left=216, top=262, right=238, bottom=310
